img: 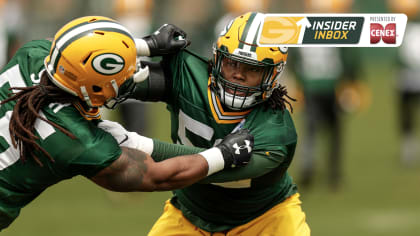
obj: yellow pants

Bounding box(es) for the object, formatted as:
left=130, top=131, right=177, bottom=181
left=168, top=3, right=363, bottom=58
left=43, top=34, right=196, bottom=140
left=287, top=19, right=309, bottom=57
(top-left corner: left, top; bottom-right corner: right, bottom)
left=148, top=193, right=310, bottom=236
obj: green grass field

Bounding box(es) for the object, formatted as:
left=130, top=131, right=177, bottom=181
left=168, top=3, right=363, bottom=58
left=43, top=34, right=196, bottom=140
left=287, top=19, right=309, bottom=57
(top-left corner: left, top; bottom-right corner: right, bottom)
left=3, top=61, right=420, bottom=236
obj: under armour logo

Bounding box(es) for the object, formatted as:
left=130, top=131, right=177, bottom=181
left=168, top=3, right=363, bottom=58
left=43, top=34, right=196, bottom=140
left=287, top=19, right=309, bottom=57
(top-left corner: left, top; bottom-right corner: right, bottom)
left=232, top=140, right=252, bottom=154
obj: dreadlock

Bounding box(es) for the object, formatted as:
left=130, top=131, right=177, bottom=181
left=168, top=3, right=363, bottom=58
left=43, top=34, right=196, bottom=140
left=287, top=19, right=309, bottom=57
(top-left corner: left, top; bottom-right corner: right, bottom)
left=264, top=85, right=296, bottom=113
left=0, top=73, right=80, bottom=166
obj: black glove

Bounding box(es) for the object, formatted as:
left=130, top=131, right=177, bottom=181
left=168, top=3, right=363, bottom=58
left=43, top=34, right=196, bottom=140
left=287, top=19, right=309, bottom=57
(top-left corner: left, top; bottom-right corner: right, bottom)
left=143, top=24, right=191, bottom=56
left=216, top=129, right=254, bottom=169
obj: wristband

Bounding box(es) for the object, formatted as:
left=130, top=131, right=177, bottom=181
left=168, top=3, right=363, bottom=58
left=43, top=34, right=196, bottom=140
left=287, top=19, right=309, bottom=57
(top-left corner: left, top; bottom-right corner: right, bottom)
left=98, top=120, right=154, bottom=154
left=126, top=132, right=154, bottom=155
left=134, top=38, right=151, bottom=56
left=199, top=147, right=225, bottom=176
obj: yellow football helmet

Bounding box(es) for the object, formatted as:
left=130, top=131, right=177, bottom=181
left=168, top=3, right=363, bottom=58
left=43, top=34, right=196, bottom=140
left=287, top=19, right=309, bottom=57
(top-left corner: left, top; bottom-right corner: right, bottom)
left=212, top=12, right=288, bottom=110
left=44, top=16, right=142, bottom=111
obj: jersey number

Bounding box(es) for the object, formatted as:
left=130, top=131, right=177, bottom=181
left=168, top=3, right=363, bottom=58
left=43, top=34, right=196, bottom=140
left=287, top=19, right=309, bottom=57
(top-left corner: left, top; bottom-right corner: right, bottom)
left=177, top=110, right=251, bottom=188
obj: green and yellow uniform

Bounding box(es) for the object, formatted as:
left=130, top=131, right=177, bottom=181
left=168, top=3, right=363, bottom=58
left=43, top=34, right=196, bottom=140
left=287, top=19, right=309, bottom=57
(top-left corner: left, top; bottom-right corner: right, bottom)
left=0, top=40, right=121, bottom=230
left=138, top=50, right=308, bottom=234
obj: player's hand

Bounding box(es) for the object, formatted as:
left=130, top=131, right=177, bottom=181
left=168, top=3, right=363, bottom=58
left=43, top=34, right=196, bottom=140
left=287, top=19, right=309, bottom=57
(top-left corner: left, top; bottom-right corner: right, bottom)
left=142, top=24, right=191, bottom=56
left=216, top=129, right=254, bottom=168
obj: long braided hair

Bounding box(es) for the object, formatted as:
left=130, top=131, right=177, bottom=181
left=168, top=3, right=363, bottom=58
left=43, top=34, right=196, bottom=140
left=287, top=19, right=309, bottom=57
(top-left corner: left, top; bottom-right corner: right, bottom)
left=264, top=85, right=296, bottom=113
left=0, top=73, right=80, bottom=166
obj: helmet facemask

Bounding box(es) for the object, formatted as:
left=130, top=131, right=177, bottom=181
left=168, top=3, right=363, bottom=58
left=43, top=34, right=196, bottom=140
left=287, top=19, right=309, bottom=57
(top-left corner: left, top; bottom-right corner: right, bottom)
left=104, top=59, right=149, bottom=109
left=103, top=78, right=135, bottom=109
left=211, top=46, right=286, bottom=110
left=211, top=12, right=288, bottom=111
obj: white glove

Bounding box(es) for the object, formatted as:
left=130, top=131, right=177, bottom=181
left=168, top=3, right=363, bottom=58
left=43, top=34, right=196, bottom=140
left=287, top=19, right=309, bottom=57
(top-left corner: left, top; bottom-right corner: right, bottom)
left=98, top=120, right=154, bottom=155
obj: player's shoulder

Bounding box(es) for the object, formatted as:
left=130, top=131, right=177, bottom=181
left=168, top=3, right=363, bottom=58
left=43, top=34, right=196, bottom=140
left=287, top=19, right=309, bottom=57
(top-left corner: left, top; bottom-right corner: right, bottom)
left=42, top=104, right=102, bottom=140
left=249, top=106, right=295, bottom=128
left=39, top=105, right=121, bottom=174
left=1, top=40, right=51, bottom=76
left=41, top=104, right=120, bottom=156
left=246, top=107, right=297, bottom=146
left=16, top=39, right=52, bottom=56
left=169, top=49, right=209, bottom=68
left=169, top=50, right=210, bottom=96
left=182, top=50, right=208, bottom=62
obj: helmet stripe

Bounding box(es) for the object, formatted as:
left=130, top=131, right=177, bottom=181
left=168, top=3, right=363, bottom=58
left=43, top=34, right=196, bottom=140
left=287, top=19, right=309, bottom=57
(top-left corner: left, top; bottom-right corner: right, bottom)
left=49, top=21, right=133, bottom=75
left=59, top=28, right=133, bottom=54
left=55, top=19, right=114, bottom=42
left=250, top=24, right=261, bottom=52
left=238, top=12, right=256, bottom=49
left=242, top=13, right=264, bottom=53
left=51, top=48, right=61, bottom=76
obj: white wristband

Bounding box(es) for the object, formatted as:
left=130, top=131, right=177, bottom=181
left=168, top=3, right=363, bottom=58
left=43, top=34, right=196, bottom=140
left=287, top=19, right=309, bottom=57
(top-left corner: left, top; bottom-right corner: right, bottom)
left=127, top=132, right=154, bottom=155
left=134, top=38, right=151, bottom=56
left=199, top=147, right=225, bottom=176
left=98, top=120, right=154, bottom=155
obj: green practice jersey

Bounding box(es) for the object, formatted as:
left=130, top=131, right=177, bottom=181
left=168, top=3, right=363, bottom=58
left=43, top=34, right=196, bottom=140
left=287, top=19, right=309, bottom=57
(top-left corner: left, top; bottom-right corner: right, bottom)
left=0, top=40, right=121, bottom=229
left=162, top=51, right=298, bottom=232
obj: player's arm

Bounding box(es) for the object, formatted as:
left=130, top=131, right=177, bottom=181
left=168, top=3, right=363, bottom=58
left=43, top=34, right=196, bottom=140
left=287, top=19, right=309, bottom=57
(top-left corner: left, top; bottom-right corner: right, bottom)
left=91, top=122, right=253, bottom=192
left=128, top=24, right=190, bottom=102
left=141, top=138, right=289, bottom=183
left=90, top=147, right=209, bottom=192
left=199, top=150, right=287, bottom=183
left=129, top=60, right=170, bottom=102
left=148, top=142, right=288, bottom=183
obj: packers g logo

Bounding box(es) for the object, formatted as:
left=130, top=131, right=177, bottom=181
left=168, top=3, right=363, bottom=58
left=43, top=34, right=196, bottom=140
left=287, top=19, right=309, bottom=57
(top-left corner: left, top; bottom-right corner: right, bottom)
left=259, top=17, right=306, bottom=44
left=92, top=53, right=125, bottom=75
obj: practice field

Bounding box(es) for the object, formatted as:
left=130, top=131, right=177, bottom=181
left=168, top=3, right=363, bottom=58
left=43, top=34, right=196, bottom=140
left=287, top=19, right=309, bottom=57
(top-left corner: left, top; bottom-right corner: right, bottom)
left=3, top=57, right=420, bottom=236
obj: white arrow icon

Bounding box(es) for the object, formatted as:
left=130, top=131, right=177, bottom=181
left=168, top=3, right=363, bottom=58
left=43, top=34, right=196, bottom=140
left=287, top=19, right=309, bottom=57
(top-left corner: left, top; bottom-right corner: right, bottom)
left=297, top=17, right=312, bottom=44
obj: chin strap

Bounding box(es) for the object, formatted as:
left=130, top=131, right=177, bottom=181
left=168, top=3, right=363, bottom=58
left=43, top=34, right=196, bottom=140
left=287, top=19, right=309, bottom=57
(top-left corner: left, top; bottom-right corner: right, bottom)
left=73, top=101, right=101, bottom=120
left=80, top=86, right=93, bottom=107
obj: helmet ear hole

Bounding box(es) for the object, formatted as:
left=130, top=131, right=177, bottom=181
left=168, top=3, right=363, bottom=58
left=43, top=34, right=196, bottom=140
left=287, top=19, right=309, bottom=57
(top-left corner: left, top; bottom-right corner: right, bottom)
left=92, top=85, right=102, bottom=92
left=82, top=52, right=93, bottom=65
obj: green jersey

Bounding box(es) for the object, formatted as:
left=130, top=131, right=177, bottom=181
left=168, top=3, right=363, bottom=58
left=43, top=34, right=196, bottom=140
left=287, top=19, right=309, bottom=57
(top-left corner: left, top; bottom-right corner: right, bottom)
left=0, top=40, right=121, bottom=229
left=162, top=51, right=298, bottom=232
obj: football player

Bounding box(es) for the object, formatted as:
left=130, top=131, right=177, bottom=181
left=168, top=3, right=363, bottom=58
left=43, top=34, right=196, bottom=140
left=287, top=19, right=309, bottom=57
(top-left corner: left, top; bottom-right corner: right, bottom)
left=290, top=0, right=362, bottom=191
left=130, top=12, right=310, bottom=235
left=0, top=16, right=254, bottom=231
left=387, top=0, right=420, bottom=165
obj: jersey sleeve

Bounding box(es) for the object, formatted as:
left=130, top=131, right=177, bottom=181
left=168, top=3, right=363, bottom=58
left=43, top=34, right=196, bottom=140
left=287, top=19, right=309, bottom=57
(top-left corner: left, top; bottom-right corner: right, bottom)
left=200, top=149, right=286, bottom=183
left=161, top=50, right=209, bottom=106
left=0, top=40, right=51, bottom=86
left=161, top=52, right=182, bottom=104
left=245, top=107, right=298, bottom=153
left=40, top=110, right=122, bottom=179
left=200, top=108, right=298, bottom=184
left=67, top=128, right=122, bottom=178
left=129, top=60, right=169, bottom=102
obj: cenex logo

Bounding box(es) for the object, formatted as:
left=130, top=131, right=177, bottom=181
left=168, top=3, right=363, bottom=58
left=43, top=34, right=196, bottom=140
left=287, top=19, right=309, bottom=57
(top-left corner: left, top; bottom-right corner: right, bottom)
left=370, top=23, right=396, bottom=44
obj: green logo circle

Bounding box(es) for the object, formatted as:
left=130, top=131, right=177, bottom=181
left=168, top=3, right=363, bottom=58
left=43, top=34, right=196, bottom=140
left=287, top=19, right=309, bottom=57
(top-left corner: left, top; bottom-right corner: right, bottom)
left=92, top=53, right=125, bottom=75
